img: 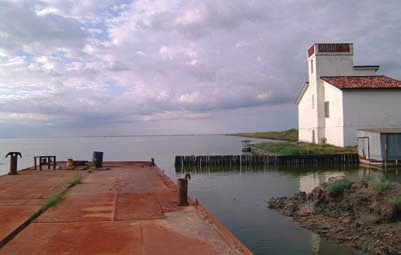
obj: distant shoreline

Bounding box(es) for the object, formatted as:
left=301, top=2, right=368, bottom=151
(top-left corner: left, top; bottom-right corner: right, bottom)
left=228, top=129, right=298, bottom=142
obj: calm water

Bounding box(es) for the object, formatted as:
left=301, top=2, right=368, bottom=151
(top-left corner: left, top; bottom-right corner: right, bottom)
left=0, top=135, right=393, bottom=254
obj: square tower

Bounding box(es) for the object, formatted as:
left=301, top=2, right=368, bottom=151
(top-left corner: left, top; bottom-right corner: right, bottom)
left=307, top=43, right=354, bottom=143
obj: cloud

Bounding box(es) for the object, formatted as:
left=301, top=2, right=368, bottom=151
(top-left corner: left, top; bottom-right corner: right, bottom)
left=0, top=0, right=401, bottom=137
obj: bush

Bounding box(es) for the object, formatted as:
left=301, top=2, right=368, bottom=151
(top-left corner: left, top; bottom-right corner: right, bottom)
left=375, top=181, right=389, bottom=192
left=325, top=209, right=336, bottom=218
left=254, top=141, right=357, bottom=155
left=278, top=147, right=310, bottom=155
left=391, top=194, right=401, bottom=205
left=327, top=181, right=351, bottom=196
left=362, top=175, right=375, bottom=183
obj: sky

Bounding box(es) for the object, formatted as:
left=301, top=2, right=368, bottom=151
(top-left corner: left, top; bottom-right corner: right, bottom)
left=1, top=0, right=401, bottom=138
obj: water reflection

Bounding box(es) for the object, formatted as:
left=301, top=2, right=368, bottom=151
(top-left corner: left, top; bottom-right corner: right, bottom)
left=300, top=172, right=344, bottom=193
left=175, top=164, right=394, bottom=255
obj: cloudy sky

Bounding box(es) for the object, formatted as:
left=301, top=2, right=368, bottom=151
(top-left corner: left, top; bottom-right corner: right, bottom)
left=0, top=0, right=400, bottom=138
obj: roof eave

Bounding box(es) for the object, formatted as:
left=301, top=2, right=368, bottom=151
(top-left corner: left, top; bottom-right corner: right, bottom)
left=353, top=65, right=380, bottom=72
left=295, top=82, right=309, bottom=105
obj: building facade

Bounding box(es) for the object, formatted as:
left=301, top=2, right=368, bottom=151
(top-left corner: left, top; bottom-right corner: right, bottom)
left=357, top=128, right=401, bottom=163
left=296, top=43, right=401, bottom=146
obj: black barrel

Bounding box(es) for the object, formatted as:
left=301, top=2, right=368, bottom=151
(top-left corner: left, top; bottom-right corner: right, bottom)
left=92, top=151, right=103, bottom=168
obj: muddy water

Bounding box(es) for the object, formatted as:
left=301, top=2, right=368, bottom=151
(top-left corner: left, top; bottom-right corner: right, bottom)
left=0, top=135, right=396, bottom=254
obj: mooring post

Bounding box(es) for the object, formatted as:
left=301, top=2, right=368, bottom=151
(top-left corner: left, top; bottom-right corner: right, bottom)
left=177, top=178, right=189, bottom=206
left=6, top=152, right=22, bottom=175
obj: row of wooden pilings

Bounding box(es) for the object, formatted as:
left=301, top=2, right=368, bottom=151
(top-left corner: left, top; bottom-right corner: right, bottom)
left=174, top=154, right=359, bottom=168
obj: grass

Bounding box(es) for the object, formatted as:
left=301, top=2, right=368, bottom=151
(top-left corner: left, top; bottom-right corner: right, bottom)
left=325, top=209, right=336, bottom=218
left=327, top=181, right=351, bottom=196
left=69, top=172, right=83, bottom=185
left=30, top=173, right=84, bottom=221
left=362, top=175, right=375, bottom=183
left=362, top=176, right=389, bottom=192
left=391, top=194, right=401, bottom=205
left=254, top=141, right=357, bottom=155
left=230, top=128, right=298, bottom=141
left=30, top=190, right=67, bottom=220
left=88, top=167, right=96, bottom=173
left=375, top=181, right=389, bottom=192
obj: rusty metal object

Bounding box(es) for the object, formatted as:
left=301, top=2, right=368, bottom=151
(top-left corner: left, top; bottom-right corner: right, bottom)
left=177, top=178, right=189, bottom=206
left=92, top=151, right=103, bottom=168
left=34, top=156, right=56, bottom=171
left=73, top=160, right=87, bottom=166
left=6, top=152, right=22, bottom=175
left=184, top=173, right=191, bottom=180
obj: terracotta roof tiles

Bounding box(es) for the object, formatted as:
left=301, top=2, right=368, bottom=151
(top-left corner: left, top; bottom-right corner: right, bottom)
left=321, top=75, right=401, bottom=89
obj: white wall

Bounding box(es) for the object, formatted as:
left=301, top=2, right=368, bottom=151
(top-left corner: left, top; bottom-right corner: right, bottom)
left=343, top=90, right=401, bottom=146
left=298, top=43, right=382, bottom=146
left=310, top=51, right=353, bottom=143
left=352, top=68, right=378, bottom=76
left=323, top=81, right=345, bottom=146
left=298, top=84, right=316, bottom=143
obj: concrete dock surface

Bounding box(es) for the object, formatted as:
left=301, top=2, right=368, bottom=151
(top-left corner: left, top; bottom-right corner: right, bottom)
left=0, top=161, right=253, bottom=254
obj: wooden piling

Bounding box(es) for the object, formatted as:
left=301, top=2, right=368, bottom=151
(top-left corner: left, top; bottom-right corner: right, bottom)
left=174, top=154, right=359, bottom=168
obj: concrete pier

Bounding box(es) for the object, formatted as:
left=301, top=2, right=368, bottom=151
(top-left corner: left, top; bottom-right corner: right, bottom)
left=0, top=161, right=252, bottom=254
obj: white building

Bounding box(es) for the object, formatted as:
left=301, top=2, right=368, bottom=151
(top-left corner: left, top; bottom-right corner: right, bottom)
left=296, top=43, right=401, bottom=147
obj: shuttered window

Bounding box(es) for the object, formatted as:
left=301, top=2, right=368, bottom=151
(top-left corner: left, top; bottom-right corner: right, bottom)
left=324, top=101, right=330, bottom=118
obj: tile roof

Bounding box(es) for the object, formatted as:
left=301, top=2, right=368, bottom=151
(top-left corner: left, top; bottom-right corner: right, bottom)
left=321, top=75, right=401, bottom=89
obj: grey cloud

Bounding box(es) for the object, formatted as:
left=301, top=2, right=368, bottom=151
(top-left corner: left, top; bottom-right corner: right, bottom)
left=1, top=0, right=401, bottom=137
left=0, top=2, right=87, bottom=53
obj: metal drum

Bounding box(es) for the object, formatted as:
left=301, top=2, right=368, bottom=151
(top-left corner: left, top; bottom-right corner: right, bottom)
left=92, top=151, right=103, bottom=168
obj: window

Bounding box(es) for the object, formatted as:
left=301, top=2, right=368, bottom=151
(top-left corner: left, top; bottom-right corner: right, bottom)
left=310, top=59, right=314, bottom=73
left=324, top=101, right=330, bottom=118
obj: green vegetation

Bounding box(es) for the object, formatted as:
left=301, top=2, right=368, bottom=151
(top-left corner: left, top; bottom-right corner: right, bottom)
left=69, top=172, right=83, bottom=185
left=375, top=181, right=389, bottom=192
left=254, top=141, right=357, bottom=155
left=391, top=194, right=401, bottom=205
left=88, top=167, right=96, bottom=173
left=362, top=176, right=389, bottom=192
left=362, top=175, right=375, bottom=183
left=30, top=190, right=68, bottom=220
left=230, top=128, right=298, bottom=141
left=42, top=190, right=67, bottom=211
left=30, top=173, right=85, bottom=221
left=325, top=209, right=336, bottom=218
left=327, top=181, right=351, bottom=196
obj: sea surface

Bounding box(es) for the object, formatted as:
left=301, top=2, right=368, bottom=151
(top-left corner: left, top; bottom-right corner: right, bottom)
left=0, top=135, right=392, bottom=254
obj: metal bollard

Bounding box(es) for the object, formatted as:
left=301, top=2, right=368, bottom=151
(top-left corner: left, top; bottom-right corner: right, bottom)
left=6, top=152, right=22, bottom=175
left=177, top=178, right=189, bottom=206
